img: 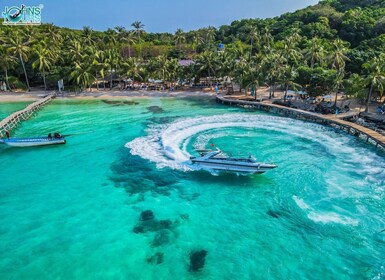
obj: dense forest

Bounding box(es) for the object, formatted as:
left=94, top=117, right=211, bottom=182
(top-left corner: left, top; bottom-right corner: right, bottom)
left=1, top=0, right=385, bottom=111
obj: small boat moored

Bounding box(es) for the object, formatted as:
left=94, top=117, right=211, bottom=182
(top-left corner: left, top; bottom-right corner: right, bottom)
left=0, top=133, right=66, bottom=147
left=190, top=148, right=277, bottom=174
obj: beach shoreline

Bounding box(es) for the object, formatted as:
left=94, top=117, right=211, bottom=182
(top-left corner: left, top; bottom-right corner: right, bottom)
left=0, top=89, right=220, bottom=102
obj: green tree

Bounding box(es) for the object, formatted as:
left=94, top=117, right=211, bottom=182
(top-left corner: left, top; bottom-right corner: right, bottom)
left=304, top=37, right=327, bottom=68
left=32, top=43, right=55, bottom=90
left=131, top=21, right=145, bottom=43
left=124, top=57, right=143, bottom=85
left=174, top=28, right=186, bottom=50
left=0, top=47, right=17, bottom=91
left=105, top=49, right=120, bottom=90
left=70, top=60, right=95, bottom=91
left=362, top=54, right=385, bottom=112
left=197, top=51, right=219, bottom=89
left=6, top=32, right=33, bottom=91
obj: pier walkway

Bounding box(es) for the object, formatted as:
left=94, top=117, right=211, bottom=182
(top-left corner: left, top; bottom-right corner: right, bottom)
left=216, top=95, right=385, bottom=150
left=0, top=94, right=55, bottom=138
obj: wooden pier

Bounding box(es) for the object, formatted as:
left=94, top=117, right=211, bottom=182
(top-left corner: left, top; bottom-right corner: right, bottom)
left=216, top=95, right=385, bottom=150
left=0, top=94, right=55, bottom=138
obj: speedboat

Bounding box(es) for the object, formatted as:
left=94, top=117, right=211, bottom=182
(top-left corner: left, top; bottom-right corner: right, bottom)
left=190, top=148, right=277, bottom=174
left=0, top=135, right=66, bottom=147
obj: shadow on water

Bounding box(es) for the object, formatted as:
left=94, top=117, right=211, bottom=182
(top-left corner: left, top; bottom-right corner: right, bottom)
left=189, top=169, right=273, bottom=188
left=0, top=143, right=66, bottom=155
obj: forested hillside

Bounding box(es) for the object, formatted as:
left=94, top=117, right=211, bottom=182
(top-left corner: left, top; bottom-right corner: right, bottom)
left=0, top=0, right=384, bottom=110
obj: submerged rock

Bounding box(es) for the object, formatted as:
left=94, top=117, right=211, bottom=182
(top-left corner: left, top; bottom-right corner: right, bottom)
left=140, top=210, right=155, bottom=221
left=152, top=230, right=171, bottom=247
left=147, top=105, right=164, bottom=114
left=180, top=214, right=189, bottom=220
left=267, top=210, right=280, bottom=219
left=147, top=252, right=164, bottom=265
left=189, top=250, right=208, bottom=272
left=109, top=149, right=182, bottom=197
left=122, top=100, right=139, bottom=105
left=101, top=99, right=139, bottom=106
left=133, top=219, right=173, bottom=234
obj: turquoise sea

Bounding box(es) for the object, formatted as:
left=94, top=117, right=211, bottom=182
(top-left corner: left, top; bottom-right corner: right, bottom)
left=0, top=96, right=384, bottom=279
left=0, top=101, right=30, bottom=120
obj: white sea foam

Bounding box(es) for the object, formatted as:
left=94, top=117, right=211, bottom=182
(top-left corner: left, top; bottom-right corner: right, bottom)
left=293, top=195, right=359, bottom=226
left=292, top=196, right=311, bottom=210
left=307, top=212, right=359, bottom=226
left=125, top=113, right=384, bottom=174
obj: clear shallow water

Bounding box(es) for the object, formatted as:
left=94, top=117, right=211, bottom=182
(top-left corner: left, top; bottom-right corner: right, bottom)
left=0, top=102, right=30, bottom=121
left=0, top=96, right=385, bottom=279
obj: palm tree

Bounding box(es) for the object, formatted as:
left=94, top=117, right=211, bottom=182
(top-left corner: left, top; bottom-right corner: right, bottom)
left=174, top=28, right=186, bottom=50
left=328, top=39, right=349, bottom=106
left=32, top=44, right=54, bottom=90
left=46, top=24, right=63, bottom=43
left=328, top=39, right=349, bottom=75
left=6, top=32, right=33, bottom=91
left=197, top=51, right=218, bottom=90
left=105, top=49, right=119, bottom=90
left=70, top=60, right=95, bottom=91
left=304, top=37, right=327, bottom=68
left=131, top=21, right=145, bottom=43
left=205, top=26, right=216, bottom=50
left=0, top=47, right=17, bottom=91
left=69, top=40, right=84, bottom=62
left=124, top=57, right=143, bottom=85
left=103, top=28, right=118, bottom=48
left=282, top=65, right=300, bottom=102
left=124, top=31, right=137, bottom=57
left=282, top=33, right=302, bottom=65
left=131, top=21, right=145, bottom=57
left=92, top=50, right=107, bottom=90
left=153, top=56, right=170, bottom=83
left=217, top=51, right=236, bottom=87
left=234, top=55, right=250, bottom=94
left=116, top=28, right=136, bottom=57
left=331, top=72, right=344, bottom=107
left=260, top=27, right=273, bottom=53
left=261, top=50, right=287, bottom=98
left=81, top=26, right=95, bottom=46
left=363, top=54, right=385, bottom=112
left=166, top=58, right=179, bottom=84
left=192, top=30, right=204, bottom=53
left=248, top=26, right=260, bottom=59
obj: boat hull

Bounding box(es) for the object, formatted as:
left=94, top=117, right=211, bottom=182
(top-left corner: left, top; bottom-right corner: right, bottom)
left=1, top=137, right=66, bottom=147
left=191, top=159, right=277, bottom=174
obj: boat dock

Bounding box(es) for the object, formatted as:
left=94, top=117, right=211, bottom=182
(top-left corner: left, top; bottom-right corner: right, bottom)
left=216, top=95, right=385, bottom=150
left=0, top=94, right=55, bottom=138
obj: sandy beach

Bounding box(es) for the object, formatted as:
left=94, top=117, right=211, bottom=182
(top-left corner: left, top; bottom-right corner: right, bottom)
left=0, top=87, right=372, bottom=113
left=0, top=89, right=220, bottom=102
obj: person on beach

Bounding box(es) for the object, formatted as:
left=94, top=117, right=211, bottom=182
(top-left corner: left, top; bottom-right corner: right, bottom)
left=5, top=131, right=10, bottom=139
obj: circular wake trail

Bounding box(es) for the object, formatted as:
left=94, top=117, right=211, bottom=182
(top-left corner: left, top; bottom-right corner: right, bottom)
left=125, top=113, right=382, bottom=172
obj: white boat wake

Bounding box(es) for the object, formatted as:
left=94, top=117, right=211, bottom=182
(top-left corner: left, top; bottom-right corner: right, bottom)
left=125, top=113, right=369, bottom=172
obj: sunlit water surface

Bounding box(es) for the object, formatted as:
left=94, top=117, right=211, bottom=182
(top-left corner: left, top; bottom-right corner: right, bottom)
left=0, top=96, right=384, bottom=279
